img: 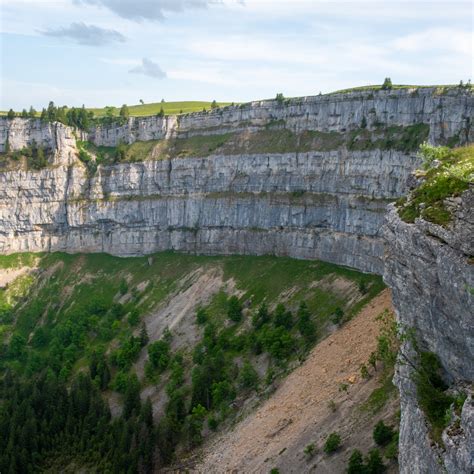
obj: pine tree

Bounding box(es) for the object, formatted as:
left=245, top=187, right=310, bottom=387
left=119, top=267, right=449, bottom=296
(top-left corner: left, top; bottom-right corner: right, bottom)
left=7, top=109, right=15, bottom=119
left=297, top=301, right=316, bottom=342
left=381, top=77, right=393, bottom=90
left=140, top=323, right=149, bottom=346
left=227, top=296, right=242, bottom=323
left=119, top=104, right=130, bottom=120
left=347, top=449, right=366, bottom=474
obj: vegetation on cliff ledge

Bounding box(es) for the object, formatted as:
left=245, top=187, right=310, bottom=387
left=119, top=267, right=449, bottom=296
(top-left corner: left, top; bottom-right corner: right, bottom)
left=397, top=144, right=474, bottom=226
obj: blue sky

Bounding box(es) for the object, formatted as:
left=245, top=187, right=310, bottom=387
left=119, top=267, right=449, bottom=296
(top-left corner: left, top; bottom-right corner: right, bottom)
left=1, top=0, right=472, bottom=110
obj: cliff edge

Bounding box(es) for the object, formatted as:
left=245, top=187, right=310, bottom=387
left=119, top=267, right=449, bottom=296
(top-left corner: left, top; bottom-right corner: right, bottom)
left=383, top=145, right=473, bottom=473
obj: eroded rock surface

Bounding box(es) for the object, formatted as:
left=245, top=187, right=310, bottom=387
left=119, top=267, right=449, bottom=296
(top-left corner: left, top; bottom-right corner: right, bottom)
left=383, top=189, right=473, bottom=473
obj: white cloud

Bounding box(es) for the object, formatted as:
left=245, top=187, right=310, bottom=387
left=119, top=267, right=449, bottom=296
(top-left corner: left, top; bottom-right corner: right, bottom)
left=74, top=0, right=214, bottom=21
left=393, top=27, right=473, bottom=55
left=129, top=58, right=167, bottom=79
left=41, top=22, right=126, bottom=46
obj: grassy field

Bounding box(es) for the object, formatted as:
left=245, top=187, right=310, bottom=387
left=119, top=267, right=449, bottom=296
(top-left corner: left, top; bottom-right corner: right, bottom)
left=87, top=101, right=234, bottom=117
left=328, top=83, right=463, bottom=95
left=0, top=101, right=235, bottom=118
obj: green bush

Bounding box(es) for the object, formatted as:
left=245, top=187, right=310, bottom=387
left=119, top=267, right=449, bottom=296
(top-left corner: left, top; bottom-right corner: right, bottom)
left=252, top=302, right=270, bottom=329
left=227, top=295, right=242, bottom=323
left=238, top=360, right=259, bottom=391
left=373, top=420, right=395, bottom=446
left=365, top=449, right=385, bottom=473
left=297, top=301, right=316, bottom=342
left=148, top=339, right=171, bottom=372
left=304, top=443, right=316, bottom=458
left=347, top=449, right=366, bottom=474
left=323, top=432, right=341, bottom=454
left=331, top=307, right=344, bottom=325
left=273, top=303, right=293, bottom=329
left=415, top=351, right=454, bottom=439
left=384, top=434, right=399, bottom=460
left=196, top=307, right=208, bottom=325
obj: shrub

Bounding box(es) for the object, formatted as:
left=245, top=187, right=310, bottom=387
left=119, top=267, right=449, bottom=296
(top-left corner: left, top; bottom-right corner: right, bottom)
left=148, top=339, right=171, bottom=372
left=196, top=307, right=208, bottom=325
left=365, top=449, right=385, bottom=473
left=128, top=309, right=140, bottom=327
left=415, top=351, right=454, bottom=436
left=273, top=303, right=293, bottom=329
left=384, top=434, right=399, bottom=460
left=297, top=301, right=316, bottom=342
left=227, top=295, right=242, bottom=323
left=119, top=278, right=128, bottom=295
left=360, top=364, right=370, bottom=379
left=331, top=307, right=344, bottom=325
left=347, top=449, right=366, bottom=474
left=208, top=416, right=218, bottom=431
left=238, top=360, right=259, bottom=391
left=252, top=302, right=270, bottom=329
left=304, top=443, right=316, bottom=458
left=373, top=420, right=395, bottom=446
left=323, top=432, right=341, bottom=454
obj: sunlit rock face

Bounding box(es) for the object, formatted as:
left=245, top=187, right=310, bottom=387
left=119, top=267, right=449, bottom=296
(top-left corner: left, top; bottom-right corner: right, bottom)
left=0, top=88, right=471, bottom=274
left=383, top=189, right=473, bottom=474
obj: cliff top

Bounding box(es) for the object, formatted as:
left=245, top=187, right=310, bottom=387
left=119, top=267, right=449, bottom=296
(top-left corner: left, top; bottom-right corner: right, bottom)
left=397, top=144, right=474, bottom=227
left=2, top=83, right=471, bottom=120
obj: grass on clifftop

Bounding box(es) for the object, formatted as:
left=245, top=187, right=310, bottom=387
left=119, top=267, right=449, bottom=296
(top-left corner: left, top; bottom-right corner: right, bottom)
left=87, top=101, right=234, bottom=117
left=397, top=144, right=474, bottom=226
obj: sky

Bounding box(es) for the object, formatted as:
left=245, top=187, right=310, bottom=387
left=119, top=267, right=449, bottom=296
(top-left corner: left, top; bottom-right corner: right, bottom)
left=0, top=0, right=472, bottom=110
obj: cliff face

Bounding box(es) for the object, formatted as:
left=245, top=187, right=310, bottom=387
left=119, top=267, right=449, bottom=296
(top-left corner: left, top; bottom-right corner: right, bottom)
left=86, top=87, right=473, bottom=146
left=0, top=88, right=472, bottom=274
left=383, top=188, right=473, bottom=473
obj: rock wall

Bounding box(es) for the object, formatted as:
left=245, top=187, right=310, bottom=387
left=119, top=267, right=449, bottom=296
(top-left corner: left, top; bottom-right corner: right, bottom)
left=0, top=149, right=419, bottom=273
left=383, top=189, right=473, bottom=473
left=1, top=88, right=472, bottom=152
left=88, top=88, right=473, bottom=146
left=0, top=88, right=471, bottom=274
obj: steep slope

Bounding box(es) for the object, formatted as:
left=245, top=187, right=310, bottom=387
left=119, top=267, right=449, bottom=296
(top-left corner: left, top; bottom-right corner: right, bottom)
left=383, top=145, right=473, bottom=473
left=192, top=290, right=397, bottom=473
left=0, top=251, right=386, bottom=471
left=0, top=87, right=472, bottom=274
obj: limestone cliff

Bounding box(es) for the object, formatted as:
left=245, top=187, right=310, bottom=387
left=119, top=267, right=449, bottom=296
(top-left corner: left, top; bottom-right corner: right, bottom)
left=383, top=182, right=473, bottom=472
left=0, top=87, right=472, bottom=275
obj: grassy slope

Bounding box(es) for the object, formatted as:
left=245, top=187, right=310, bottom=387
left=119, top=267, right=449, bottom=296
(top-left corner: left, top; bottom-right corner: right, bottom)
left=0, top=101, right=234, bottom=118
left=0, top=252, right=384, bottom=377
left=397, top=144, right=474, bottom=226
left=87, top=101, right=234, bottom=117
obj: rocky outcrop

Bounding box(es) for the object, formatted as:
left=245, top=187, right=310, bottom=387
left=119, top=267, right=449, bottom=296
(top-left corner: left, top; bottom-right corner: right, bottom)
left=383, top=189, right=473, bottom=473
left=0, top=118, right=78, bottom=165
